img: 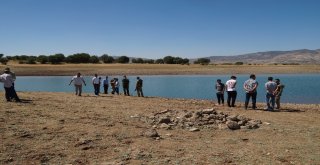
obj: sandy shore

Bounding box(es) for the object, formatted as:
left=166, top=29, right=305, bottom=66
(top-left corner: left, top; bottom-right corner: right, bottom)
left=1, top=92, right=319, bottom=164
left=1, top=64, right=320, bottom=76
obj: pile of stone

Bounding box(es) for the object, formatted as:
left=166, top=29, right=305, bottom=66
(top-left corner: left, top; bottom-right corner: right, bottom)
left=137, top=109, right=262, bottom=131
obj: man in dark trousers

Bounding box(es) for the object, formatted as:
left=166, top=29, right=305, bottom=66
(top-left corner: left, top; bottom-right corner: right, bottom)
left=0, top=68, right=21, bottom=102
left=135, top=77, right=144, bottom=97
left=122, top=75, right=130, bottom=96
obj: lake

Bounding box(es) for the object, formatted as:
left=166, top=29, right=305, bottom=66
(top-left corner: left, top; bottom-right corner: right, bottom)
left=0, top=74, right=319, bottom=104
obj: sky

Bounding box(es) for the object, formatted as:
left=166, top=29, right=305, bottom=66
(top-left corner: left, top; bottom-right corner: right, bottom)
left=1, top=0, right=320, bottom=59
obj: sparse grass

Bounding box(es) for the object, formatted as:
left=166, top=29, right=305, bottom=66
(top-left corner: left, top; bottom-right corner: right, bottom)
left=1, top=92, right=319, bottom=164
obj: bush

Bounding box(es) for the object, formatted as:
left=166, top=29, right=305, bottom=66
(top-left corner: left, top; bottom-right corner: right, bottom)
left=26, top=57, right=37, bottom=64
left=235, top=62, right=244, bottom=65
left=155, top=59, right=164, bottom=64
left=65, top=53, right=90, bottom=63
left=194, top=58, right=210, bottom=65
left=0, top=57, right=9, bottom=65
left=100, top=54, right=115, bottom=63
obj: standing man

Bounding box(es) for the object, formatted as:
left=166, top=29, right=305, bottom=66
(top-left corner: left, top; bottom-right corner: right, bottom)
left=0, top=68, right=21, bottom=102
left=114, top=78, right=120, bottom=95
left=92, top=74, right=100, bottom=96
left=103, top=76, right=109, bottom=94
left=225, top=76, right=237, bottom=107
left=69, top=73, right=86, bottom=96
left=135, top=77, right=144, bottom=97
left=243, top=74, right=258, bottom=110
left=122, top=75, right=130, bottom=96
left=274, top=78, right=285, bottom=110
left=265, top=77, right=277, bottom=111
left=215, top=79, right=225, bottom=105
left=4, top=67, right=17, bottom=100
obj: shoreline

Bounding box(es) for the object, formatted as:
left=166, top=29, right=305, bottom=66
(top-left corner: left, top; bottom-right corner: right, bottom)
left=1, top=64, right=320, bottom=76
left=3, top=91, right=320, bottom=107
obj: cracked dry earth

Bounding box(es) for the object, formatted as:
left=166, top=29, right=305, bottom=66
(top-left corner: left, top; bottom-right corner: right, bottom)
left=1, top=92, right=320, bottom=164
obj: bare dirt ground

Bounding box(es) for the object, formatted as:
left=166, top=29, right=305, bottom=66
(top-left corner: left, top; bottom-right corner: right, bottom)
left=1, top=92, right=319, bottom=164
left=1, top=64, right=320, bottom=76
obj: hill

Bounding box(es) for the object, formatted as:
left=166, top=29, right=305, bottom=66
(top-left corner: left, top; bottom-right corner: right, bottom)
left=204, top=49, right=320, bottom=64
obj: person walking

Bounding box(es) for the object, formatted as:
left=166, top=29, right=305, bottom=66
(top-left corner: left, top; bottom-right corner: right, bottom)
left=103, top=76, right=109, bottom=94
left=225, top=76, right=237, bottom=107
left=0, top=68, right=21, bottom=102
left=265, top=77, right=277, bottom=111
left=274, top=78, right=285, bottom=110
left=243, top=74, right=258, bottom=110
left=4, top=67, right=18, bottom=100
left=215, top=79, right=225, bottom=105
left=69, top=72, right=86, bottom=96
left=122, top=75, right=130, bottom=96
left=114, top=78, right=120, bottom=95
left=135, top=77, right=144, bottom=97
left=92, top=74, right=100, bottom=96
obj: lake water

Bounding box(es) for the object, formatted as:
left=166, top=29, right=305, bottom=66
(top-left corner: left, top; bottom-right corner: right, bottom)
left=0, top=74, right=319, bottom=104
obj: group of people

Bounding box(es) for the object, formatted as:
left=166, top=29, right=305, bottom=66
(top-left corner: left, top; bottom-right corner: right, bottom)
left=0, top=68, right=21, bottom=102
left=69, top=73, right=144, bottom=97
left=215, top=74, right=285, bottom=111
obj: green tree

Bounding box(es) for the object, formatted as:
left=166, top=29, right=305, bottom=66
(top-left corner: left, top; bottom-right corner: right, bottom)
left=48, top=54, right=65, bottom=64
left=89, top=55, right=100, bottom=63
left=155, top=59, right=164, bottom=64
left=117, top=56, right=130, bottom=63
left=37, top=55, right=48, bottom=64
left=100, top=54, right=115, bottom=63
left=235, top=62, right=244, bottom=65
left=163, top=56, right=175, bottom=64
left=65, top=53, right=90, bottom=63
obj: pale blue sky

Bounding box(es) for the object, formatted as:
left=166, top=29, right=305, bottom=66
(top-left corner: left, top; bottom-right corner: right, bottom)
left=1, top=0, right=319, bottom=58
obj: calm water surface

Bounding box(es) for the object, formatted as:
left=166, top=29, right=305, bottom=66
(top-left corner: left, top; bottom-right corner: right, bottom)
left=1, top=74, right=319, bottom=104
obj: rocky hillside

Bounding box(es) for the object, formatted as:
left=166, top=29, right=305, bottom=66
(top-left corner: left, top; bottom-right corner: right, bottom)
left=205, top=49, right=320, bottom=64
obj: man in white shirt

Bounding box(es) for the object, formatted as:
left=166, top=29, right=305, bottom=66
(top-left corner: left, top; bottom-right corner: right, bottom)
left=69, top=73, right=86, bottom=96
left=92, top=74, right=100, bottom=96
left=225, top=75, right=237, bottom=107
left=0, top=68, right=21, bottom=102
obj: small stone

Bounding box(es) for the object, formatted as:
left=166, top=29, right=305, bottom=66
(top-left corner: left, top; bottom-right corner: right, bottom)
left=263, top=122, right=271, bottom=125
left=227, top=121, right=240, bottom=130
left=202, top=108, right=215, bottom=114
left=130, top=114, right=140, bottom=118
left=218, top=124, right=228, bottom=130
left=227, top=115, right=239, bottom=121
left=189, top=127, right=200, bottom=132
left=143, top=129, right=159, bottom=138
left=159, top=123, right=171, bottom=129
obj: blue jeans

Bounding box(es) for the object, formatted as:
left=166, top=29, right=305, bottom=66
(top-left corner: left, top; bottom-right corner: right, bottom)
left=266, top=93, right=275, bottom=110
left=245, top=92, right=257, bottom=109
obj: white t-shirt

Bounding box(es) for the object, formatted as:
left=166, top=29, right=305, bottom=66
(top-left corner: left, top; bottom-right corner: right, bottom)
left=0, top=73, right=14, bottom=88
left=226, top=79, right=237, bottom=91
left=92, top=77, right=100, bottom=84
left=72, top=76, right=85, bottom=85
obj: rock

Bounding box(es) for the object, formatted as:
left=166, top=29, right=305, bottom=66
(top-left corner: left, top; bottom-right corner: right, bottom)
left=143, top=129, right=159, bottom=138
left=189, top=127, right=200, bottom=132
left=202, top=108, right=215, bottom=114
left=227, top=121, right=240, bottom=130
left=237, top=115, right=249, bottom=122
left=130, top=114, right=140, bottom=118
left=184, top=112, right=193, bottom=118
left=218, top=124, right=228, bottom=130
left=158, top=117, right=171, bottom=124
left=238, top=120, right=246, bottom=126
left=246, top=124, right=259, bottom=129
left=159, top=123, right=171, bottom=129
left=263, top=122, right=271, bottom=125
left=227, top=115, right=239, bottom=121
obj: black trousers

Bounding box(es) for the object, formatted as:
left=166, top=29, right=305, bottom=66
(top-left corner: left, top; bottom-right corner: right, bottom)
left=5, top=87, right=20, bottom=102
left=216, top=93, right=224, bottom=104
left=123, top=86, right=130, bottom=96
left=245, top=92, right=257, bottom=109
left=227, top=91, right=237, bottom=107
left=104, top=84, right=109, bottom=94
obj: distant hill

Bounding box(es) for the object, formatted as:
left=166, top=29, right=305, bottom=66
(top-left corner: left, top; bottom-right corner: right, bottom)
left=202, top=49, right=320, bottom=64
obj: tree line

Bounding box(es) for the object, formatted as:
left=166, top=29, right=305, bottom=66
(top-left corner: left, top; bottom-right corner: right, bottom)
left=0, top=53, right=211, bottom=65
